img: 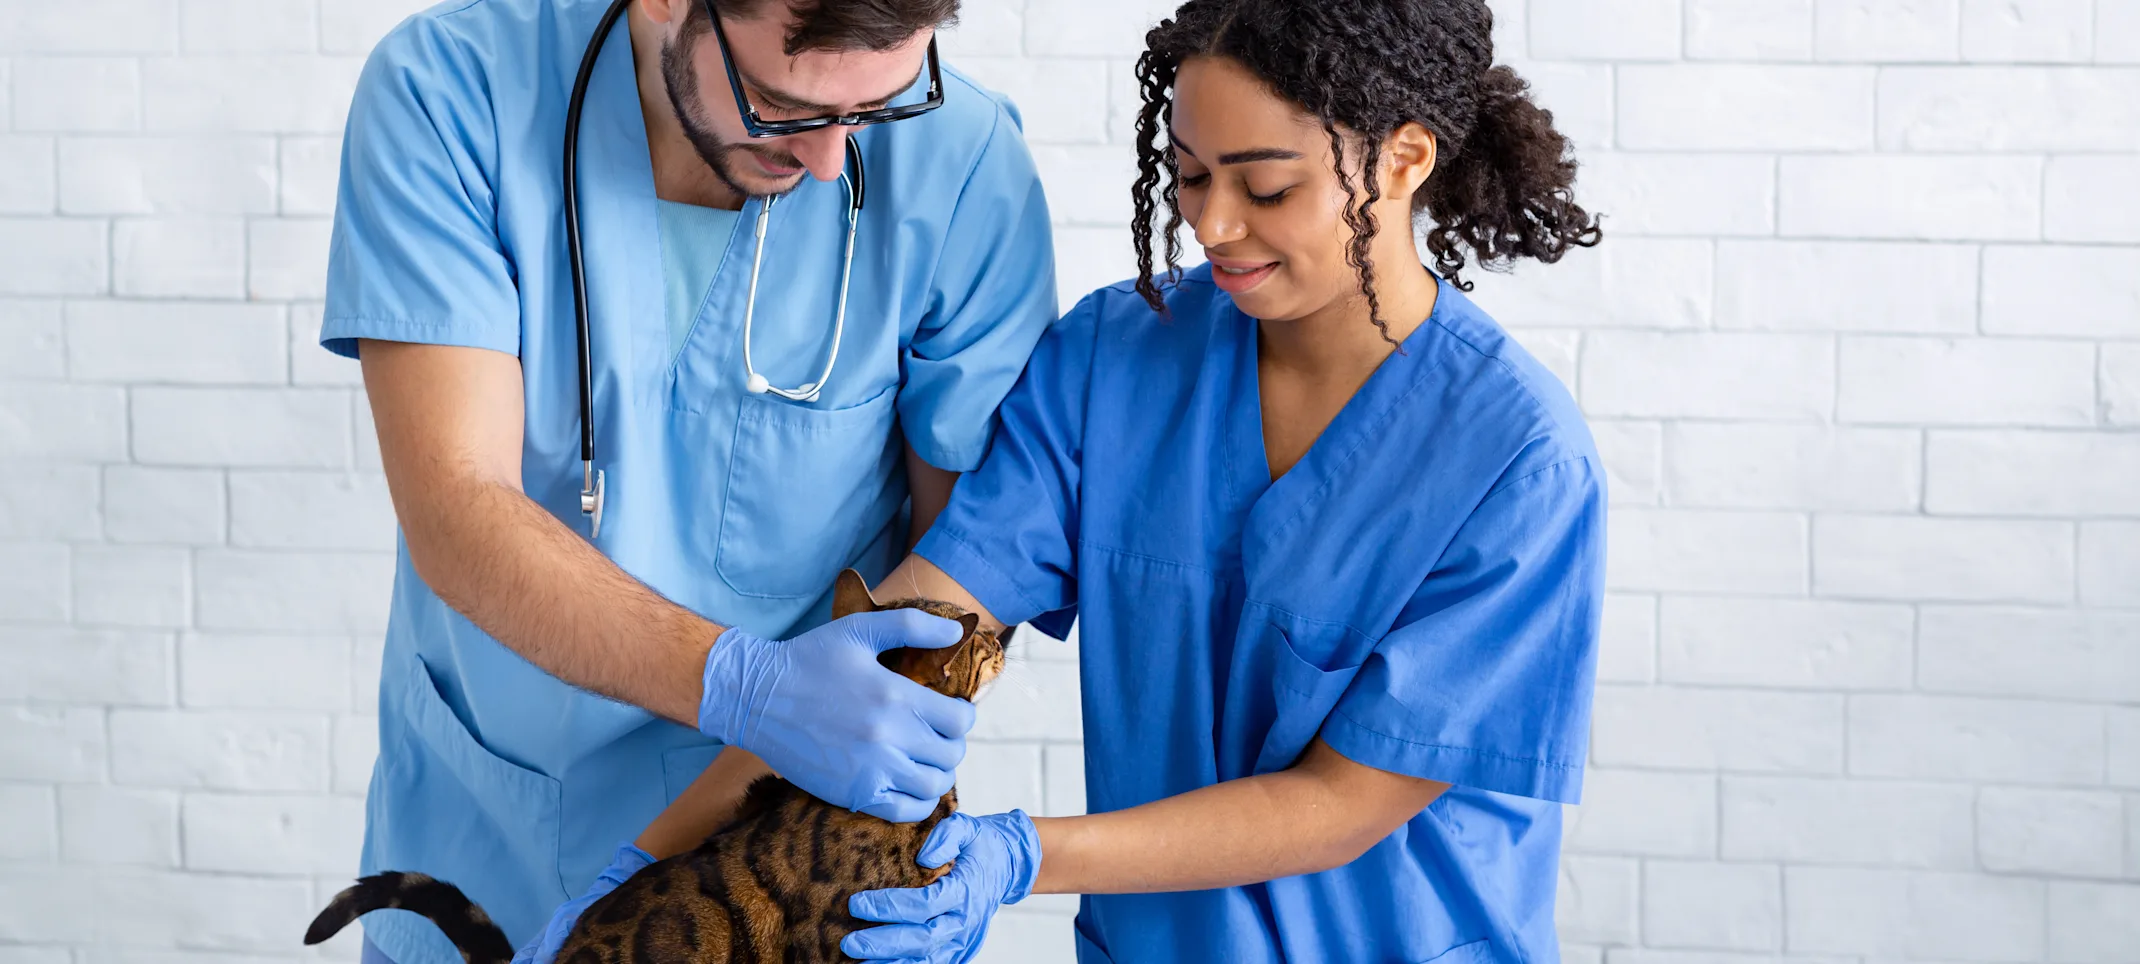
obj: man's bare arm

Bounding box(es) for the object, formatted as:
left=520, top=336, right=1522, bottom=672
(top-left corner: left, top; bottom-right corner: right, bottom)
left=361, top=340, right=721, bottom=725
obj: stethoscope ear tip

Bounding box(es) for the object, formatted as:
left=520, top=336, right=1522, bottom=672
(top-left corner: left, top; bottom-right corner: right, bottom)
left=745, top=372, right=772, bottom=394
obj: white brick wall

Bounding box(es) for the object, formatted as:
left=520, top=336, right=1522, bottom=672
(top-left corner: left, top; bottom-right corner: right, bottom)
left=3, top=1, right=2137, bottom=963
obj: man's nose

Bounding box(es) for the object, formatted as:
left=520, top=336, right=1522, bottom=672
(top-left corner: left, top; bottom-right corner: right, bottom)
left=789, top=127, right=852, bottom=182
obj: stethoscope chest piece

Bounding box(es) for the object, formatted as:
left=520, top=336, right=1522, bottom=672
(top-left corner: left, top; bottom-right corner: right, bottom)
left=582, top=465, right=606, bottom=539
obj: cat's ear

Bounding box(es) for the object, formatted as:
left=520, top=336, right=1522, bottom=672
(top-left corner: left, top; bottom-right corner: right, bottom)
left=831, top=569, right=877, bottom=620
left=955, top=613, right=980, bottom=643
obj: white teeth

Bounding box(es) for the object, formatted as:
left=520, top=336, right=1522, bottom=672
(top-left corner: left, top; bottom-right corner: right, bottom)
left=1217, top=265, right=1265, bottom=275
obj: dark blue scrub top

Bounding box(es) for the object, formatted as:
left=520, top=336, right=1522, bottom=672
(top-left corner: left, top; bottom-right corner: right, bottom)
left=918, top=266, right=1607, bottom=964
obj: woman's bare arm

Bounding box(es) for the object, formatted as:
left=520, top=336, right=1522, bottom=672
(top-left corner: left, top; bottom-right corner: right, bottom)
left=1032, top=739, right=1448, bottom=894
left=876, top=557, right=1443, bottom=892
left=873, top=553, right=1004, bottom=631
left=632, top=748, right=775, bottom=858
left=904, top=442, right=959, bottom=551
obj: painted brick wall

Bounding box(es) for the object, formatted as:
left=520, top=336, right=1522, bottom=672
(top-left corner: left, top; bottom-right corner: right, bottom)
left=1, top=0, right=2136, bottom=962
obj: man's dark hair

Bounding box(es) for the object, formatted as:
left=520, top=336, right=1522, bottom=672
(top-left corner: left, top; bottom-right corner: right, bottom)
left=711, top=0, right=960, bottom=54
left=1131, top=0, right=1603, bottom=342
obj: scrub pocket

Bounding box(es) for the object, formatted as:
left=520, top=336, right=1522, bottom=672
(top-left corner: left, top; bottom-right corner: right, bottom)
left=379, top=652, right=567, bottom=907
left=716, top=384, right=902, bottom=599
left=1250, top=621, right=1364, bottom=775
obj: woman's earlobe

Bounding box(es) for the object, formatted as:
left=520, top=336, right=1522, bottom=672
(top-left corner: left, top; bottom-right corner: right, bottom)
left=1385, top=123, right=1438, bottom=200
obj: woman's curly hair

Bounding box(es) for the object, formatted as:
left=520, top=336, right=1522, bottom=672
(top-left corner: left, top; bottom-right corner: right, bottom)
left=1131, top=0, right=1603, bottom=339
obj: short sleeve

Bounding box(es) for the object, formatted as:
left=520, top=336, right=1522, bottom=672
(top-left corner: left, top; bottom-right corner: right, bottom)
left=896, top=99, right=1058, bottom=471
left=1320, top=457, right=1607, bottom=803
left=319, top=19, right=520, bottom=360
left=911, top=294, right=1098, bottom=626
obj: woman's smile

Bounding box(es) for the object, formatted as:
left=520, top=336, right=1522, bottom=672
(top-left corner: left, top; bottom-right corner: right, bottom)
left=1208, top=254, right=1280, bottom=294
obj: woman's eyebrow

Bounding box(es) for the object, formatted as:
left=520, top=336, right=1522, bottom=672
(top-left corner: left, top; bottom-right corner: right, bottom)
left=1216, top=147, right=1304, bottom=164
left=1165, top=135, right=1302, bottom=166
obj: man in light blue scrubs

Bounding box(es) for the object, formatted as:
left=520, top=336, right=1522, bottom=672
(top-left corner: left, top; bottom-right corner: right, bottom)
left=320, top=0, right=1055, bottom=960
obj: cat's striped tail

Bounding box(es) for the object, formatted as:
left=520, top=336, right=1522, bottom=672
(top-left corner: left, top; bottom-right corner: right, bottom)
left=305, top=871, right=516, bottom=964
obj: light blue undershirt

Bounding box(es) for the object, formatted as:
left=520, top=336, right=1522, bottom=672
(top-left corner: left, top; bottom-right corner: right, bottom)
left=655, top=198, right=744, bottom=361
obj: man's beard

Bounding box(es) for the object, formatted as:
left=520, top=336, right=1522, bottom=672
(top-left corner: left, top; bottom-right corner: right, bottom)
left=660, top=19, right=804, bottom=199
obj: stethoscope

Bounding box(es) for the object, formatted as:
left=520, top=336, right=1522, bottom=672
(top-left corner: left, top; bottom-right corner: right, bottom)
left=563, top=0, right=865, bottom=538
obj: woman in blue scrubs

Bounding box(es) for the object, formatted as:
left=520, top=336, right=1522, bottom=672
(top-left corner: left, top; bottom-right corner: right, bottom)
left=526, top=0, right=1605, bottom=961
left=841, top=1, right=1608, bottom=962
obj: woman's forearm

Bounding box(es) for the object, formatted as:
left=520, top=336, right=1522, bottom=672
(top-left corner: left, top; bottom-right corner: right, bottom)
left=1032, top=768, right=1357, bottom=894
left=1029, top=740, right=1448, bottom=895
left=634, top=747, right=774, bottom=859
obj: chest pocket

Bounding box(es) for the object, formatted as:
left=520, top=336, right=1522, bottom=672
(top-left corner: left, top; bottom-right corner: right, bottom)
left=1250, top=618, right=1369, bottom=776
left=716, top=385, right=903, bottom=599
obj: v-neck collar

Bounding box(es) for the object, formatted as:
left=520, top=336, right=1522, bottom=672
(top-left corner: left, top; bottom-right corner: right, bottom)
left=1224, top=279, right=1456, bottom=561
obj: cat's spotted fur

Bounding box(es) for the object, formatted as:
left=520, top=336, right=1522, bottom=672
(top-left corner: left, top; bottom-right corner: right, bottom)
left=304, top=570, right=1006, bottom=964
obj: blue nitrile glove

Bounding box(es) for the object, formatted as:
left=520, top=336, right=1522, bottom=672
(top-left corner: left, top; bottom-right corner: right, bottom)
left=841, top=810, right=1042, bottom=964
left=513, top=843, right=654, bottom=964
left=699, top=611, right=978, bottom=824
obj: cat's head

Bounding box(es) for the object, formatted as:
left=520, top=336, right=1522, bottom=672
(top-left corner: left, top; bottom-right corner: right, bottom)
left=832, top=569, right=1006, bottom=702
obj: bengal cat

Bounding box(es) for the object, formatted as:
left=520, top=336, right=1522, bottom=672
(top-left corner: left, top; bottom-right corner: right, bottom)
left=304, top=570, right=1008, bottom=964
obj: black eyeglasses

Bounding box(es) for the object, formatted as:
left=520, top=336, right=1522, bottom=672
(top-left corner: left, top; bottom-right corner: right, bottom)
left=705, top=2, right=945, bottom=139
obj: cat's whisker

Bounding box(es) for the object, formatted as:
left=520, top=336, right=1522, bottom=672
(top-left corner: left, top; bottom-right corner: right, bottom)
left=994, top=657, right=1043, bottom=702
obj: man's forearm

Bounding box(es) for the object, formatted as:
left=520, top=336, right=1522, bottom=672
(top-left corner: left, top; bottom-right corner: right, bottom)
left=397, top=470, right=721, bottom=727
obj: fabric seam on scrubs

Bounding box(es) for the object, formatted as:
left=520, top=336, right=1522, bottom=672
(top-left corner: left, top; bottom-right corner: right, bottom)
left=1320, top=709, right=1583, bottom=802
left=915, top=524, right=1055, bottom=625
left=1322, top=712, right=1583, bottom=773
left=904, top=95, right=1017, bottom=473
left=1475, top=455, right=1597, bottom=507
left=1417, top=309, right=1587, bottom=494
left=428, top=0, right=489, bottom=21
left=320, top=315, right=521, bottom=360
left=1083, top=541, right=1220, bottom=579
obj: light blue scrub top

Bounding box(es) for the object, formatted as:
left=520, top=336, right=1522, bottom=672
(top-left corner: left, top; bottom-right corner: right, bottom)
left=319, top=2, right=1056, bottom=961
left=917, top=267, right=1606, bottom=964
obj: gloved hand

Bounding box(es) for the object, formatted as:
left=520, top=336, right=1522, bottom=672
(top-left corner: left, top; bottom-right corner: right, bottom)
left=699, top=611, right=978, bottom=824
left=841, top=810, right=1042, bottom=964
left=513, top=843, right=654, bottom=964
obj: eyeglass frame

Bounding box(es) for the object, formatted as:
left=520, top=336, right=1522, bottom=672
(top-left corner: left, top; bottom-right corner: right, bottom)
left=704, top=2, right=946, bottom=139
